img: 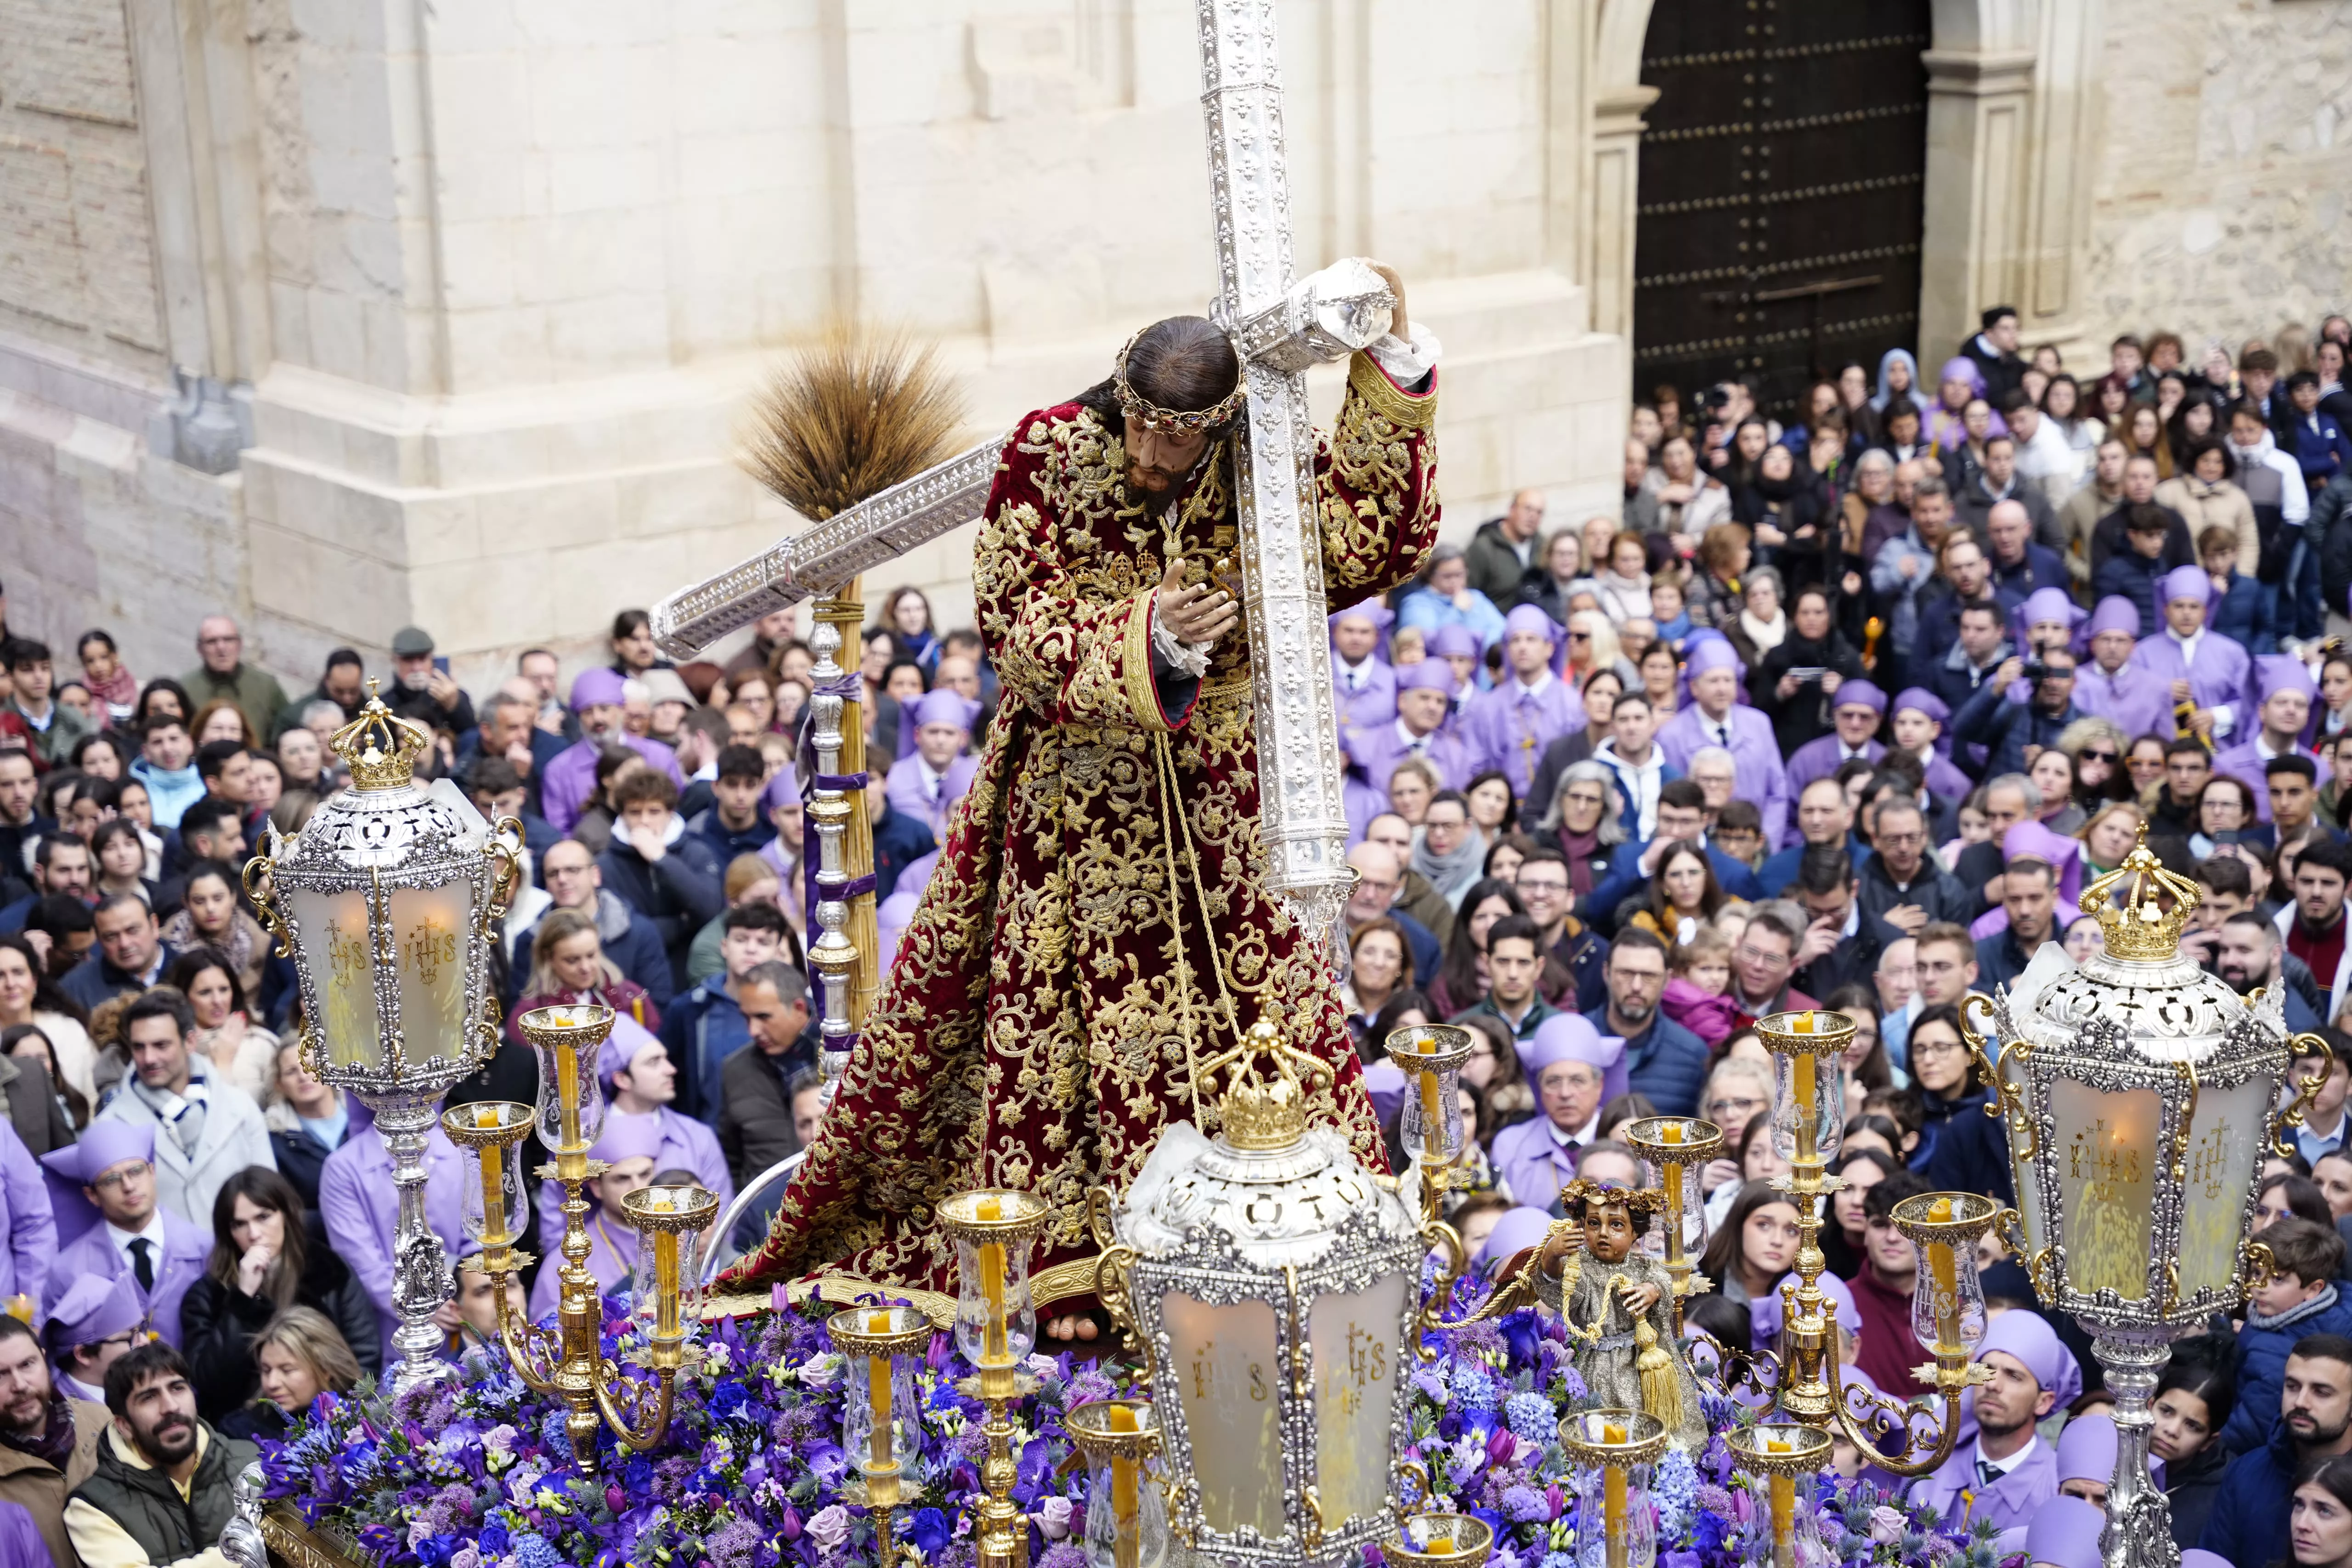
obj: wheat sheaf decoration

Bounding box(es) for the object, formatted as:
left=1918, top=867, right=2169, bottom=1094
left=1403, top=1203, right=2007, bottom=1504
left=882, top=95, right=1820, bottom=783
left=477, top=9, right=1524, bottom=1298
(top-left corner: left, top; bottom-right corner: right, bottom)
left=741, top=325, right=968, bottom=522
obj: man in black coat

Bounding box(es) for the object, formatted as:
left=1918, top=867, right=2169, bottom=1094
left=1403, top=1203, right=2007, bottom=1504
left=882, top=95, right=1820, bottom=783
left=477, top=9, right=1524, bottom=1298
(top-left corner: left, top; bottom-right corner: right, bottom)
left=1854, top=799, right=1975, bottom=953
left=1959, top=305, right=2027, bottom=405
left=594, top=770, right=724, bottom=995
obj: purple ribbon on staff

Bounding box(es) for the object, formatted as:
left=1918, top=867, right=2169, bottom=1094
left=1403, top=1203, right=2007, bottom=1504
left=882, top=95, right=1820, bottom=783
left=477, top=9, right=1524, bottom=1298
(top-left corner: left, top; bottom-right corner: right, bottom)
left=795, top=702, right=873, bottom=1020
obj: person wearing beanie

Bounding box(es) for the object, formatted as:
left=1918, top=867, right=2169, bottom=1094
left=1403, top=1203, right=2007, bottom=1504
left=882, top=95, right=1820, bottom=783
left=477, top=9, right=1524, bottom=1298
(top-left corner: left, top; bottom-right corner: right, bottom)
left=2127, top=565, right=2253, bottom=749
left=40, top=1123, right=204, bottom=1347
left=1488, top=1014, right=1625, bottom=1213
left=538, top=668, right=687, bottom=837
left=1907, top=1309, right=2078, bottom=1532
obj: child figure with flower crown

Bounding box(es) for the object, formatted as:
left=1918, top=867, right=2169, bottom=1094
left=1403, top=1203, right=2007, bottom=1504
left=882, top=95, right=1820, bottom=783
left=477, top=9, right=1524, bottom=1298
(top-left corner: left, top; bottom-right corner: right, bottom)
left=1530, top=1177, right=1707, bottom=1449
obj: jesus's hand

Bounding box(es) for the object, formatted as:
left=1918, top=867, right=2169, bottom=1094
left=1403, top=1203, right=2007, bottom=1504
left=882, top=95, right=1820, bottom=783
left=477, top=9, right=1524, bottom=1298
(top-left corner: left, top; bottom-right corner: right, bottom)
left=1157, top=558, right=1240, bottom=645
left=1364, top=261, right=1409, bottom=340
left=1620, top=1281, right=1663, bottom=1319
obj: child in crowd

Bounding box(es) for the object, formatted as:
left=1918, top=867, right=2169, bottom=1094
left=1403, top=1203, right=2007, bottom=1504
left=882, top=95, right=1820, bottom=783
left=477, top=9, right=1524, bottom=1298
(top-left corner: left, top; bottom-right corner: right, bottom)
left=1712, top=800, right=1765, bottom=869
left=1661, top=928, right=1737, bottom=1047
left=2220, top=1216, right=2352, bottom=1455
left=2199, top=524, right=2271, bottom=654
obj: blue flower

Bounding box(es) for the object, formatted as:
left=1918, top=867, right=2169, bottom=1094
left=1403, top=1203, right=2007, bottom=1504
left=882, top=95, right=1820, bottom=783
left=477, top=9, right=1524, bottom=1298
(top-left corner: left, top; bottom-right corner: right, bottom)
left=1500, top=1485, right=1549, bottom=1523
left=907, top=1507, right=952, bottom=1555
left=537, top=1411, right=574, bottom=1462
left=513, top=1531, right=562, bottom=1568
left=478, top=1523, right=510, bottom=1556
left=1503, top=1392, right=1555, bottom=1443
left=1451, top=1363, right=1501, bottom=1411
left=712, top=1381, right=750, bottom=1417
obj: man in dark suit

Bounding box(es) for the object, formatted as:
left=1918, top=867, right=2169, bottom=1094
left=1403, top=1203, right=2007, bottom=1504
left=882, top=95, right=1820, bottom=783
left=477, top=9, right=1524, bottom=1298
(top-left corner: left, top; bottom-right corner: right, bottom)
left=455, top=687, right=570, bottom=821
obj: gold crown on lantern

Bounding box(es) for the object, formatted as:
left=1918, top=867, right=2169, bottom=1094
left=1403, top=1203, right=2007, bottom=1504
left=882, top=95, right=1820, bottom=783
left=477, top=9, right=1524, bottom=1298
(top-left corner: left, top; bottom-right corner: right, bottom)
left=1204, top=1021, right=1332, bottom=1151
left=330, top=682, right=434, bottom=792
left=2082, top=821, right=2199, bottom=961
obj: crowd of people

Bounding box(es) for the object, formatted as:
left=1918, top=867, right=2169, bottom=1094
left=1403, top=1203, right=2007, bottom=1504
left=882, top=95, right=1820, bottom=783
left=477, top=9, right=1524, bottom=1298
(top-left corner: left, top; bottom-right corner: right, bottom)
left=0, top=595, right=922, bottom=1565
left=1327, top=309, right=2352, bottom=1568
left=0, top=306, right=2348, bottom=1565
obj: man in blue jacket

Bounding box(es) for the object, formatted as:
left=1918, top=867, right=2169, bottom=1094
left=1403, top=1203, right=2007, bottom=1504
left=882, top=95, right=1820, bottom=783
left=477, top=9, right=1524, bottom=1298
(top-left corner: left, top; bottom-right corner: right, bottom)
left=1949, top=646, right=2086, bottom=789
left=1583, top=927, right=1707, bottom=1115
left=661, top=902, right=791, bottom=1124
left=2203, top=1334, right=2352, bottom=1568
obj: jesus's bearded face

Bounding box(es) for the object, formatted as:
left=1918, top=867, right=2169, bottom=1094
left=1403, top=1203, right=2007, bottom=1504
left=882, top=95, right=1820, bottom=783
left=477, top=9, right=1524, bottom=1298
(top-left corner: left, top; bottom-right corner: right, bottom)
left=1123, top=416, right=1209, bottom=496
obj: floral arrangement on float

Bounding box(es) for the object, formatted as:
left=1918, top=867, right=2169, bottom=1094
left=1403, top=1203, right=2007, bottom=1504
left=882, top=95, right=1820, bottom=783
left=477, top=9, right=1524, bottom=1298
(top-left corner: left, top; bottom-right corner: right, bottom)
left=255, top=1270, right=2012, bottom=1568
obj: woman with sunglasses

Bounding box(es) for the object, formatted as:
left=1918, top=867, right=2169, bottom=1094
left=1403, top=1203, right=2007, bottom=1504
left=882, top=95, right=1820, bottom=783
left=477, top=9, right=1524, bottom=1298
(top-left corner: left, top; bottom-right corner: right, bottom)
left=2058, top=717, right=2135, bottom=809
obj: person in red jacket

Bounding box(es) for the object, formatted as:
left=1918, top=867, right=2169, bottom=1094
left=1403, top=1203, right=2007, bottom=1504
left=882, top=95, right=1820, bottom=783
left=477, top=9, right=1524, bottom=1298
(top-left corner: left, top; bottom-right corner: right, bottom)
left=1847, top=1166, right=1938, bottom=1398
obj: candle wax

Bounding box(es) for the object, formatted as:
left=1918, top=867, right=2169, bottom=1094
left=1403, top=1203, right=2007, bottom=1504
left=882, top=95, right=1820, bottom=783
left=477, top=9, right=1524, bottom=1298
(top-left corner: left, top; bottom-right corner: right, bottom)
left=478, top=1145, right=505, bottom=1243
left=1419, top=1071, right=1445, bottom=1159
left=868, top=1350, right=894, bottom=1467
left=1109, top=1403, right=1141, bottom=1568
left=1766, top=1438, right=1795, bottom=1568
left=556, top=1043, right=581, bottom=1150
left=654, top=1230, right=680, bottom=1338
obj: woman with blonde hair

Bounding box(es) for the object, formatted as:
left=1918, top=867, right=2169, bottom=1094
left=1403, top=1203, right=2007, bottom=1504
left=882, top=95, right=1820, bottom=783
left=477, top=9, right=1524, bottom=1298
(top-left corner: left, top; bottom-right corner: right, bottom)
left=508, top=907, right=661, bottom=1042
left=220, top=1304, right=366, bottom=1439
left=2079, top=800, right=2146, bottom=879
left=1563, top=610, right=1637, bottom=692
left=2057, top=716, right=2134, bottom=808
left=1386, top=756, right=1442, bottom=827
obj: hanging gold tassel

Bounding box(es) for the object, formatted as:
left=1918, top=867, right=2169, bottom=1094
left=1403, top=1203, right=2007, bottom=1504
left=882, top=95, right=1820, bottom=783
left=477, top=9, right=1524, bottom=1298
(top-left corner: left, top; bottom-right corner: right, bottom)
left=1631, top=1313, right=1685, bottom=1432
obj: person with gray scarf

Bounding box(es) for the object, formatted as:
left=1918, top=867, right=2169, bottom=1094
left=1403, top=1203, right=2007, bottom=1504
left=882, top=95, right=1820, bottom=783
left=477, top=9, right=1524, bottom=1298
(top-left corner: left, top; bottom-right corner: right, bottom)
left=93, top=991, right=274, bottom=1226
left=1412, top=791, right=1488, bottom=910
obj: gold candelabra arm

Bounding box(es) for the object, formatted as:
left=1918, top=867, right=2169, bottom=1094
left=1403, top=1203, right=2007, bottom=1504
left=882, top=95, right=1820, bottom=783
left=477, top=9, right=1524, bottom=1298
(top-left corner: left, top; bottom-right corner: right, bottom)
left=2248, top=1239, right=2279, bottom=1293
left=490, top=1259, right=565, bottom=1395
left=592, top=1360, right=679, bottom=1452
left=1960, top=994, right=2036, bottom=1160
left=1391, top=1457, right=1431, bottom=1517
left=2276, top=1032, right=2337, bottom=1157
left=1416, top=1209, right=1467, bottom=1362
left=1821, top=1350, right=1984, bottom=1477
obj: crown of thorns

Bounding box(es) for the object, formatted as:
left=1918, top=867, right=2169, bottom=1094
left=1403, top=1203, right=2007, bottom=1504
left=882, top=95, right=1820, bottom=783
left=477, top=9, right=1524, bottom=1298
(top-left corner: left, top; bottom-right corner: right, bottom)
left=1113, top=328, right=1247, bottom=434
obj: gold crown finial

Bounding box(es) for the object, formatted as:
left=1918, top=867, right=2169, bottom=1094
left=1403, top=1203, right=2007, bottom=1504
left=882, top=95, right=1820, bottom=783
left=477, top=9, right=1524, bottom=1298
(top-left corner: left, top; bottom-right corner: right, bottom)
left=330, top=680, right=433, bottom=792
left=2082, top=820, right=2199, bottom=961
left=1199, top=1020, right=1333, bottom=1151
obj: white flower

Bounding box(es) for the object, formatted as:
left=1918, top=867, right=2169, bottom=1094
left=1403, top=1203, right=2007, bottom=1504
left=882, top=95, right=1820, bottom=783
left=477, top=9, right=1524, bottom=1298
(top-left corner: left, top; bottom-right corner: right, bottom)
left=1026, top=1353, right=1061, bottom=1382
left=481, top=1424, right=517, bottom=1455
left=798, top=1353, right=844, bottom=1390
left=1034, top=1497, right=1074, bottom=1540
left=807, top=1504, right=852, bottom=1552
left=702, top=1342, right=732, bottom=1374
left=1870, top=1505, right=1906, bottom=1545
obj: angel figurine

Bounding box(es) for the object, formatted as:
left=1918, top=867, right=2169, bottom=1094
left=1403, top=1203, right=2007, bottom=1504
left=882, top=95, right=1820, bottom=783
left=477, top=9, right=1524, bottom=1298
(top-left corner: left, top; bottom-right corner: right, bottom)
left=1531, top=1178, right=1707, bottom=1449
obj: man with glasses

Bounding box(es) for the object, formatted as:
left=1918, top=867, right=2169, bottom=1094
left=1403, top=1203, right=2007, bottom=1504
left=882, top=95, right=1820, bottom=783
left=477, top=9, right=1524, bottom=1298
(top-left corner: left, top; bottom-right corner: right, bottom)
left=1950, top=643, right=2084, bottom=784
left=0, top=1306, right=107, bottom=1568
left=506, top=838, right=676, bottom=1008
left=45, top=1274, right=144, bottom=1406
left=1491, top=1013, right=1623, bottom=1211
left=177, top=616, right=288, bottom=744
left=1343, top=841, right=1442, bottom=988
left=1344, top=665, right=1470, bottom=841
left=1855, top=799, right=1972, bottom=955
left=1788, top=845, right=1872, bottom=997
left=39, top=1123, right=207, bottom=1347
left=1724, top=906, right=1816, bottom=1024
left=1583, top=779, right=1764, bottom=932
left=1758, top=776, right=1868, bottom=896
left=1586, top=927, right=1706, bottom=1115
left=1784, top=680, right=1889, bottom=796
left=1513, top=846, right=1607, bottom=1012
left=2070, top=594, right=2172, bottom=741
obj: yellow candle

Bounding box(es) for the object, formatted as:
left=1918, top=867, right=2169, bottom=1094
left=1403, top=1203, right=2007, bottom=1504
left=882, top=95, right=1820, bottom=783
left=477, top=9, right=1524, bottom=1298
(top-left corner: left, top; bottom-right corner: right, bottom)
left=654, top=1228, right=680, bottom=1337
left=1792, top=1046, right=1817, bottom=1160
left=1927, top=1197, right=1959, bottom=1348
left=1418, top=1071, right=1445, bottom=1159
left=1108, top=1403, right=1141, bottom=1568
left=556, top=1042, right=581, bottom=1150
left=1602, top=1436, right=1628, bottom=1568
left=473, top=1105, right=506, bottom=1244
left=1660, top=1121, right=1685, bottom=1244
left=867, top=1314, right=896, bottom=1466
left=1766, top=1438, right=1794, bottom=1568
left=973, top=1196, right=1009, bottom=1363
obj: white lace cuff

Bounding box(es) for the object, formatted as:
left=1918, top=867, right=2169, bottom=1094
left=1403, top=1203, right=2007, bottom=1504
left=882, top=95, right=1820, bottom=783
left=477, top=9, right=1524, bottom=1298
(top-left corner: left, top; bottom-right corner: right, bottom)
left=1150, top=596, right=1213, bottom=678
left=1367, top=322, right=1443, bottom=385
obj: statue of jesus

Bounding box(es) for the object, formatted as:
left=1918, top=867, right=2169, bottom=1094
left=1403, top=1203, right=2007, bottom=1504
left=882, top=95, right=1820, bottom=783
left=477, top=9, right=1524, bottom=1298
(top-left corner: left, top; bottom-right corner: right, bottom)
left=720, top=268, right=1441, bottom=1326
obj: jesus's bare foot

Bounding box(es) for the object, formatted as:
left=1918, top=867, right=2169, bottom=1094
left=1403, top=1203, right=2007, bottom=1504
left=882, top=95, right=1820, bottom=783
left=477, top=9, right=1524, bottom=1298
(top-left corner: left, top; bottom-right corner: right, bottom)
left=1043, top=1313, right=1103, bottom=1343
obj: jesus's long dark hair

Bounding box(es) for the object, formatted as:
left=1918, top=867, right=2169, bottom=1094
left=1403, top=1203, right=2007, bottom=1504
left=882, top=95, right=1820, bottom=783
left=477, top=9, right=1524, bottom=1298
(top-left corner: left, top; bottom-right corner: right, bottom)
left=1076, top=316, right=1243, bottom=433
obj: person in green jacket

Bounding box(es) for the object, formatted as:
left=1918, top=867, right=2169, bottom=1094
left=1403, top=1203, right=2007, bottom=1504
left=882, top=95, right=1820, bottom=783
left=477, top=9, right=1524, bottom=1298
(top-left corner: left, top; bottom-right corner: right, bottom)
left=62, top=1342, right=255, bottom=1568
left=177, top=618, right=287, bottom=744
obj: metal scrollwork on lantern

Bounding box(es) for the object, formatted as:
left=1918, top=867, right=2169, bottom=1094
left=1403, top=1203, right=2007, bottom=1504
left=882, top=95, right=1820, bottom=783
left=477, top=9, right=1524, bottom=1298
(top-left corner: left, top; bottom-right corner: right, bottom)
left=1968, top=821, right=2312, bottom=1568
left=1091, top=1021, right=1424, bottom=1568
left=243, top=684, right=523, bottom=1392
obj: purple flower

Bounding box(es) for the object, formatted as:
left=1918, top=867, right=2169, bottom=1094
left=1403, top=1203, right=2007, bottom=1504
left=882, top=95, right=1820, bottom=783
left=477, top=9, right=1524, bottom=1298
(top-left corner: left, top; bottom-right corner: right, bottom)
left=1500, top=1485, right=1549, bottom=1523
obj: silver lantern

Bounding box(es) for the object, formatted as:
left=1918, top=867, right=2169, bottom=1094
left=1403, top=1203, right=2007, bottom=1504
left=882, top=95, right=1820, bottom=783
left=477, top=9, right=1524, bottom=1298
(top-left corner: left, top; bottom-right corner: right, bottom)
left=245, top=686, right=524, bottom=1392
left=1968, top=823, right=2325, bottom=1568
left=1091, top=1023, right=1426, bottom=1568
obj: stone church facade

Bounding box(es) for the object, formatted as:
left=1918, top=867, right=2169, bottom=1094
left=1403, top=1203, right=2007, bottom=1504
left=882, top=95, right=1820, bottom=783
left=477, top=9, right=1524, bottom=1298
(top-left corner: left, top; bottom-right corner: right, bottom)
left=0, top=0, right=2346, bottom=689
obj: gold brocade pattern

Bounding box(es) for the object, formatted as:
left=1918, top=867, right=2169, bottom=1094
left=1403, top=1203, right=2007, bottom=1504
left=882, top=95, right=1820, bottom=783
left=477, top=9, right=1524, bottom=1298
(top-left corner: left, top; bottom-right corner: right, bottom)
left=722, top=353, right=1440, bottom=1299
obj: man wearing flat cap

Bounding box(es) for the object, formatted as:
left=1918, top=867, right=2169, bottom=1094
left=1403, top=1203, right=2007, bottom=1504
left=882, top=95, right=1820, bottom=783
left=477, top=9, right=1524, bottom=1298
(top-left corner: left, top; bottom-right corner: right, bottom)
left=383, top=625, right=476, bottom=735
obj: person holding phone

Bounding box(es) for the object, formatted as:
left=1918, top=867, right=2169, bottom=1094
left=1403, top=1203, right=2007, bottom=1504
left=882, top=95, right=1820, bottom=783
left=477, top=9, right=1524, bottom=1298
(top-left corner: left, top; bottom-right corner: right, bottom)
left=386, top=626, right=475, bottom=734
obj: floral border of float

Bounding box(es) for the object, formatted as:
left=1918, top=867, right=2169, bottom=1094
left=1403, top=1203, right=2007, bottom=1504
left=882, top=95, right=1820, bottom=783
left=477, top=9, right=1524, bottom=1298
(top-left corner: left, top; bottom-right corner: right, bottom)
left=259, top=1267, right=2017, bottom=1568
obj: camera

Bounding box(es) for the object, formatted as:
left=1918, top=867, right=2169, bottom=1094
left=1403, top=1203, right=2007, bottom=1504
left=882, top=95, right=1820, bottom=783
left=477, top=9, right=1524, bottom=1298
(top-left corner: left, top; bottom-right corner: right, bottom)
left=2019, top=661, right=2053, bottom=682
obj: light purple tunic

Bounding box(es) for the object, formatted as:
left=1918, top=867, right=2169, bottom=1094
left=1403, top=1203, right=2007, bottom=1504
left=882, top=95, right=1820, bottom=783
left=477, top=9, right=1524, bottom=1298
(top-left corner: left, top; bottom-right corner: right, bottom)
left=2072, top=661, right=2177, bottom=745
left=884, top=753, right=980, bottom=843
left=1490, top=1117, right=1583, bottom=1214
left=535, top=1106, right=733, bottom=1256
left=1656, top=702, right=1792, bottom=849
left=2127, top=631, right=2252, bottom=742
left=541, top=733, right=686, bottom=836
left=1784, top=736, right=1884, bottom=795
left=1332, top=657, right=1399, bottom=732
left=1461, top=676, right=1585, bottom=801
left=43, top=1211, right=209, bottom=1347
left=319, top=1123, right=469, bottom=1364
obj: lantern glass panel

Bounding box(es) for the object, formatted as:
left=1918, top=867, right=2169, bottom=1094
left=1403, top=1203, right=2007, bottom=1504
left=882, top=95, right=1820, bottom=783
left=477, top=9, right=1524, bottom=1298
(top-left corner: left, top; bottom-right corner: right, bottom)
left=2178, top=1075, right=2274, bottom=1301
left=1572, top=1462, right=1655, bottom=1568
left=389, top=882, right=474, bottom=1069
left=1310, top=1274, right=1408, bottom=1527
left=531, top=1025, right=606, bottom=1154
left=1082, top=1445, right=1171, bottom=1568
left=458, top=1135, right=524, bottom=1247
left=842, top=1343, right=922, bottom=1477
left=951, top=1231, right=1037, bottom=1366
left=1908, top=1229, right=1988, bottom=1354
left=1161, top=1291, right=1285, bottom=1543
left=1998, top=1050, right=2042, bottom=1261
left=289, top=887, right=381, bottom=1071
left=1769, top=1047, right=1843, bottom=1162
left=626, top=1189, right=709, bottom=1340
left=2049, top=1078, right=2162, bottom=1301
left=1398, top=1064, right=1464, bottom=1165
